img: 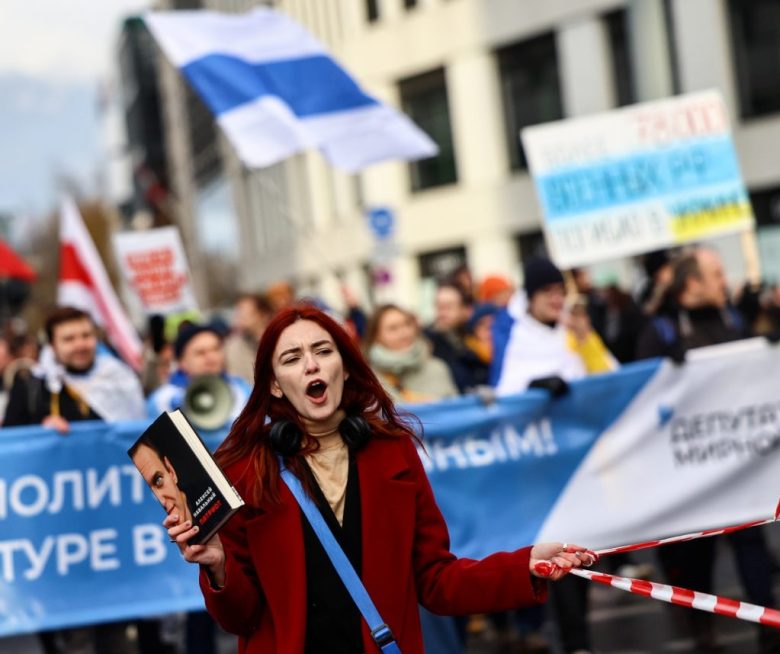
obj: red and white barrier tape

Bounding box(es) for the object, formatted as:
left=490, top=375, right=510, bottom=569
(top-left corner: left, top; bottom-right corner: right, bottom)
left=594, top=516, right=776, bottom=558
left=569, top=568, right=780, bottom=629
left=594, top=500, right=780, bottom=557
left=533, top=501, right=780, bottom=628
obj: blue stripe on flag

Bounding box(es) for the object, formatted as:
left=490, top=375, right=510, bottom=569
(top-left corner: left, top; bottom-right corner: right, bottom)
left=181, top=53, right=379, bottom=117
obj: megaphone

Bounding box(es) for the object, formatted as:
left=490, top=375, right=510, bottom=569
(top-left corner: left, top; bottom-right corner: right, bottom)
left=182, top=374, right=234, bottom=431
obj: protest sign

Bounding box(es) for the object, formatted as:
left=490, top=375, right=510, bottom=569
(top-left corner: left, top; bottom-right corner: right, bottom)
left=522, top=90, right=755, bottom=267
left=113, top=227, right=198, bottom=315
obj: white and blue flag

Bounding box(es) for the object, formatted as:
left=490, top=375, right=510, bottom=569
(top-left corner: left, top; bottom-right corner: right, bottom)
left=144, top=8, right=438, bottom=171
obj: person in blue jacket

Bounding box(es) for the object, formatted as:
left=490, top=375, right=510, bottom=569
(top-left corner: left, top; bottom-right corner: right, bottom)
left=147, top=323, right=251, bottom=425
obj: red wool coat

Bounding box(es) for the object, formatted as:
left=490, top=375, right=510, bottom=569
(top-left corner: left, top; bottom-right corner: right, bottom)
left=200, top=435, right=546, bottom=653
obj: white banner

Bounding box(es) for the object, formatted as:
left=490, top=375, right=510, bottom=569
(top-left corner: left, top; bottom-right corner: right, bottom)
left=113, top=227, right=198, bottom=316
left=537, top=338, right=779, bottom=548
left=521, top=90, right=755, bottom=268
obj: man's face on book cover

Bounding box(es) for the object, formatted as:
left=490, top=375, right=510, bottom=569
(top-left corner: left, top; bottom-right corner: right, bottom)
left=133, top=443, right=191, bottom=524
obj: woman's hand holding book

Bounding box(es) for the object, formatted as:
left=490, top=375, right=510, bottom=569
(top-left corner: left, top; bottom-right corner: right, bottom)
left=165, top=512, right=226, bottom=587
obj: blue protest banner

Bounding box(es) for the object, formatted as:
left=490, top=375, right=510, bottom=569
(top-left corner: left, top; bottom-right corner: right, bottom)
left=0, top=421, right=228, bottom=636
left=1, top=339, right=779, bottom=635
left=412, top=358, right=660, bottom=558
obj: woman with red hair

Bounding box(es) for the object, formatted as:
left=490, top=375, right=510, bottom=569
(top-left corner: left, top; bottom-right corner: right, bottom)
left=166, top=304, right=593, bottom=654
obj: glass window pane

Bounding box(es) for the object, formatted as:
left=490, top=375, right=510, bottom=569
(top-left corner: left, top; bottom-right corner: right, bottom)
left=729, top=0, right=780, bottom=118
left=366, top=0, right=379, bottom=23
left=400, top=69, right=458, bottom=191
left=516, top=230, right=548, bottom=263
left=185, top=85, right=221, bottom=187
left=418, top=246, right=467, bottom=281
left=604, top=9, right=636, bottom=107
left=496, top=33, right=564, bottom=170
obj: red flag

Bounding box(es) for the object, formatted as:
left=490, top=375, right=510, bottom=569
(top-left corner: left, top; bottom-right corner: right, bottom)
left=0, top=240, right=37, bottom=282
left=58, top=198, right=143, bottom=370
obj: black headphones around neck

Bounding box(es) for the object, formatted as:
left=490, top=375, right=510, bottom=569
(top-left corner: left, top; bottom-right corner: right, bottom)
left=268, top=414, right=371, bottom=457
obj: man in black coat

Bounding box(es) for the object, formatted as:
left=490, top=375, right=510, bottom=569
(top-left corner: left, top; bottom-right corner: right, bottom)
left=3, top=306, right=153, bottom=654
left=635, top=247, right=779, bottom=653
left=4, top=308, right=102, bottom=429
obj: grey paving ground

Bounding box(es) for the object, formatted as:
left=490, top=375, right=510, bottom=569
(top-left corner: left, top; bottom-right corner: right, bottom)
left=466, top=523, right=780, bottom=654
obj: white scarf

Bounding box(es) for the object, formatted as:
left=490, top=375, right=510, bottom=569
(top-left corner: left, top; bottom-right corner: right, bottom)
left=34, top=346, right=146, bottom=422
left=495, top=292, right=586, bottom=396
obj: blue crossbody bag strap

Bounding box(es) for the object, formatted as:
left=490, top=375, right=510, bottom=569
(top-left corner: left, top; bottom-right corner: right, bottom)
left=278, top=457, right=402, bottom=654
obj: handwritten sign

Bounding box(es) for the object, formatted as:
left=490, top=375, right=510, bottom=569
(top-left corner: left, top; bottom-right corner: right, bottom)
left=521, top=90, right=755, bottom=267
left=113, top=227, right=198, bottom=315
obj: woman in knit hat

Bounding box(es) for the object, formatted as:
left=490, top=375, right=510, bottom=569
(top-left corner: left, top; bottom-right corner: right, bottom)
left=477, top=275, right=514, bottom=307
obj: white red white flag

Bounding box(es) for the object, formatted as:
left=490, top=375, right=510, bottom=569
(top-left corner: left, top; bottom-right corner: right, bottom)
left=58, top=198, right=143, bottom=370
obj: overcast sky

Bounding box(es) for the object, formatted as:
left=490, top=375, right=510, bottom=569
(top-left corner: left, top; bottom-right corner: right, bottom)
left=0, top=0, right=152, bottom=229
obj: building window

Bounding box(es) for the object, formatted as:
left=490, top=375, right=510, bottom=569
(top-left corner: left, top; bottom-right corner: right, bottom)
left=662, top=0, right=682, bottom=96
left=185, top=84, right=222, bottom=187
left=729, top=0, right=780, bottom=118
left=497, top=33, right=564, bottom=170
left=751, top=186, right=780, bottom=285
left=366, top=0, right=379, bottom=23
left=418, top=246, right=467, bottom=282
left=750, top=186, right=780, bottom=228
left=516, top=230, right=548, bottom=265
left=604, top=9, right=636, bottom=107
left=400, top=68, right=458, bottom=191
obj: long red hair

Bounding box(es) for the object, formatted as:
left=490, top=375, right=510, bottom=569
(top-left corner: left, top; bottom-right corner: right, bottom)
left=216, top=303, right=418, bottom=505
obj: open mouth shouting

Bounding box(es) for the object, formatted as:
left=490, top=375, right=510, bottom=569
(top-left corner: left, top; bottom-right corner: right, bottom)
left=305, top=379, right=328, bottom=404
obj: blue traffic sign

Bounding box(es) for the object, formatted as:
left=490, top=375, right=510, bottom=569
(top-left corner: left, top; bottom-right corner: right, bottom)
left=366, top=207, right=394, bottom=240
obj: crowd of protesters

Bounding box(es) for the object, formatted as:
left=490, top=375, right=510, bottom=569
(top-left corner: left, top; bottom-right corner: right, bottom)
left=1, top=247, right=780, bottom=653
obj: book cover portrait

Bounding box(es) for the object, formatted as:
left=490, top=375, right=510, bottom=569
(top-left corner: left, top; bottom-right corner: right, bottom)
left=128, top=411, right=243, bottom=544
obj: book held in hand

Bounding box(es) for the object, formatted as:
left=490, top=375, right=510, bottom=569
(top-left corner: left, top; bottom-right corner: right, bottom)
left=128, top=409, right=244, bottom=545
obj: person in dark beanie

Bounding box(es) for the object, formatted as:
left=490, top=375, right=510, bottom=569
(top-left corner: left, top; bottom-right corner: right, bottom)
left=146, top=322, right=251, bottom=654
left=523, top=257, right=565, bottom=299
left=490, top=257, right=616, bottom=396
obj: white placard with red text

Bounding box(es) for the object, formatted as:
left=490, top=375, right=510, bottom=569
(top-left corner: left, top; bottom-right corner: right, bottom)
left=113, top=227, right=198, bottom=315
